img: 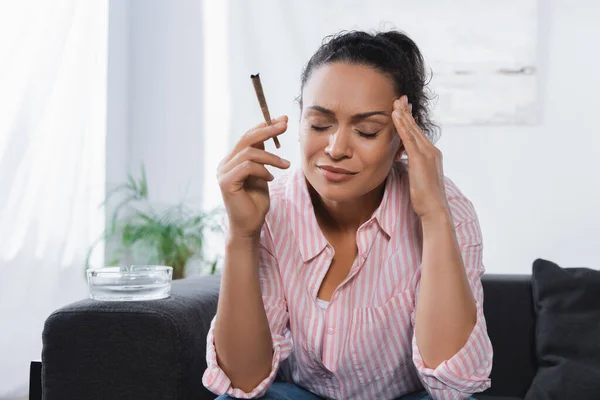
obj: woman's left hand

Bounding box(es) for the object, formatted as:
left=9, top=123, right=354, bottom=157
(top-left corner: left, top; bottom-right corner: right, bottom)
left=392, top=95, right=450, bottom=221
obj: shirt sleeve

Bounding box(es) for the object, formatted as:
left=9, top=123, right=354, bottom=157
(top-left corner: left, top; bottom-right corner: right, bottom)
left=202, top=223, right=293, bottom=398
left=411, top=197, right=493, bottom=399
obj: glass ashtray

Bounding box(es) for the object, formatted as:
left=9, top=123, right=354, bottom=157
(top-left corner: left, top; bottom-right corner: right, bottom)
left=86, top=265, right=173, bottom=301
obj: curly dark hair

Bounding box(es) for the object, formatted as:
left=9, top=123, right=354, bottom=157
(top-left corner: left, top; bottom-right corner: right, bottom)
left=298, top=30, right=440, bottom=143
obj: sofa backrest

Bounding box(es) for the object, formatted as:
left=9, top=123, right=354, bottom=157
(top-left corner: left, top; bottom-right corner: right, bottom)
left=481, top=274, right=537, bottom=397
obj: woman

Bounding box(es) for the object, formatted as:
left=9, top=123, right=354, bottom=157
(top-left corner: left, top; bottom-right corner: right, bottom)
left=203, top=30, right=493, bottom=400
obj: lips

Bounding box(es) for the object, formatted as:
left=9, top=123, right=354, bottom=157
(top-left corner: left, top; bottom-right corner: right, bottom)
left=318, top=165, right=356, bottom=174
left=317, top=165, right=357, bottom=182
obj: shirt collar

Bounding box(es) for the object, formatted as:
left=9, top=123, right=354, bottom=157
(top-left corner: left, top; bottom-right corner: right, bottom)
left=371, top=162, right=404, bottom=238
left=287, top=169, right=329, bottom=262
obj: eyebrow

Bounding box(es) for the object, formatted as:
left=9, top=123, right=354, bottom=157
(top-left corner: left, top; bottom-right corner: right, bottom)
left=307, top=105, right=389, bottom=120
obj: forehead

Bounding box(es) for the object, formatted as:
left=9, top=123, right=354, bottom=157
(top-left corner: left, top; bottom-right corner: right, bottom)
left=302, top=62, right=397, bottom=111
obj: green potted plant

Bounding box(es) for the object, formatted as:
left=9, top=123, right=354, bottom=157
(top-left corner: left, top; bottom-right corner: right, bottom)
left=87, top=167, right=223, bottom=279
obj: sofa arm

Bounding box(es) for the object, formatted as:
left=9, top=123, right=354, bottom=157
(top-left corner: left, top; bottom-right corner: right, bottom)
left=42, top=274, right=221, bottom=400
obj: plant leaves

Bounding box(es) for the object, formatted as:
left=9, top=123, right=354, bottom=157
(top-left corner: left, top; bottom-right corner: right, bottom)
left=85, top=165, right=226, bottom=276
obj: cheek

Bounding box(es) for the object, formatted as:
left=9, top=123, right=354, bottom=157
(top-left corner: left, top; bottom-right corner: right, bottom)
left=360, top=135, right=398, bottom=165
left=300, top=128, right=326, bottom=157
left=389, top=130, right=402, bottom=151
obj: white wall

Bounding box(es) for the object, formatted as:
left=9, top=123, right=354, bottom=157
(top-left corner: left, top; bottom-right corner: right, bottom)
left=107, top=0, right=205, bottom=208
left=437, top=0, right=600, bottom=274
left=106, top=0, right=129, bottom=202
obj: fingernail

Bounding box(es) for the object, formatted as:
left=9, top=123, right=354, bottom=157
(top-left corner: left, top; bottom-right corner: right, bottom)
left=403, top=96, right=408, bottom=106
left=409, top=104, right=413, bottom=113
left=280, top=158, right=290, bottom=166
left=275, top=121, right=285, bottom=128
left=393, top=110, right=401, bottom=119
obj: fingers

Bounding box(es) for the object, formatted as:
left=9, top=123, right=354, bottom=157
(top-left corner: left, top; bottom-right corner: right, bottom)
left=247, top=114, right=289, bottom=132
left=219, top=161, right=274, bottom=193
left=392, top=96, right=433, bottom=155
left=221, top=115, right=288, bottom=165
left=392, top=99, right=419, bottom=156
left=218, top=116, right=291, bottom=191
left=220, top=146, right=290, bottom=176
left=237, top=115, right=289, bottom=152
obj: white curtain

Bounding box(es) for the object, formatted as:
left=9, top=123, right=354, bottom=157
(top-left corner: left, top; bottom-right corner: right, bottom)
left=0, top=1, right=107, bottom=397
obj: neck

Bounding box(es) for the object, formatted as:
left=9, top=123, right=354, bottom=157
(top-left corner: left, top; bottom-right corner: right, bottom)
left=309, top=180, right=387, bottom=234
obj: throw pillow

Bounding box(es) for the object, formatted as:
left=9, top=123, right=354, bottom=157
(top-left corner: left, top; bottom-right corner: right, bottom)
left=525, top=258, right=600, bottom=400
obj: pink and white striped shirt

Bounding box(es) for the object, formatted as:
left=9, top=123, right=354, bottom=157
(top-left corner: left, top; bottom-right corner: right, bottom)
left=203, top=162, right=493, bottom=399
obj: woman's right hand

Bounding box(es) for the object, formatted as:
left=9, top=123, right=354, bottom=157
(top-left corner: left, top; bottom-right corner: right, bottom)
left=217, top=115, right=290, bottom=238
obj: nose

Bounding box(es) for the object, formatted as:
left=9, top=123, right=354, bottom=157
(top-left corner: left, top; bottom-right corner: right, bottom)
left=324, top=128, right=352, bottom=160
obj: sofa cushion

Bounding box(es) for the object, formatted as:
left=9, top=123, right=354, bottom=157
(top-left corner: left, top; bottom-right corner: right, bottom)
left=525, top=259, right=600, bottom=400
left=480, top=274, right=536, bottom=397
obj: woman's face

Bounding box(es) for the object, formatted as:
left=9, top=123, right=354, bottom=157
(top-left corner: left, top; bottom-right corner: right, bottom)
left=299, top=62, right=403, bottom=203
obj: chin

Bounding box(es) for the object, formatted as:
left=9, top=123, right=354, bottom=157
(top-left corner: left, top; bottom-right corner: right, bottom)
left=305, top=169, right=362, bottom=202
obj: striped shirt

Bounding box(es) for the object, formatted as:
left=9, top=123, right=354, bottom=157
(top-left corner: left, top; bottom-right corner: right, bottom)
left=203, top=162, right=493, bottom=399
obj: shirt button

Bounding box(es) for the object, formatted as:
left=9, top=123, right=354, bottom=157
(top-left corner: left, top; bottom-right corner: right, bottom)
left=327, top=328, right=335, bottom=335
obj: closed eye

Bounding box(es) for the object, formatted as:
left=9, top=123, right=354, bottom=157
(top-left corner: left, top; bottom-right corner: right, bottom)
left=357, top=130, right=379, bottom=138
left=311, top=125, right=379, bottom=138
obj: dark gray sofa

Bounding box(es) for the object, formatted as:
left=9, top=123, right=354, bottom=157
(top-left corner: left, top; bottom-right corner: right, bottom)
left=38, top=274, right=535, bottom=400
